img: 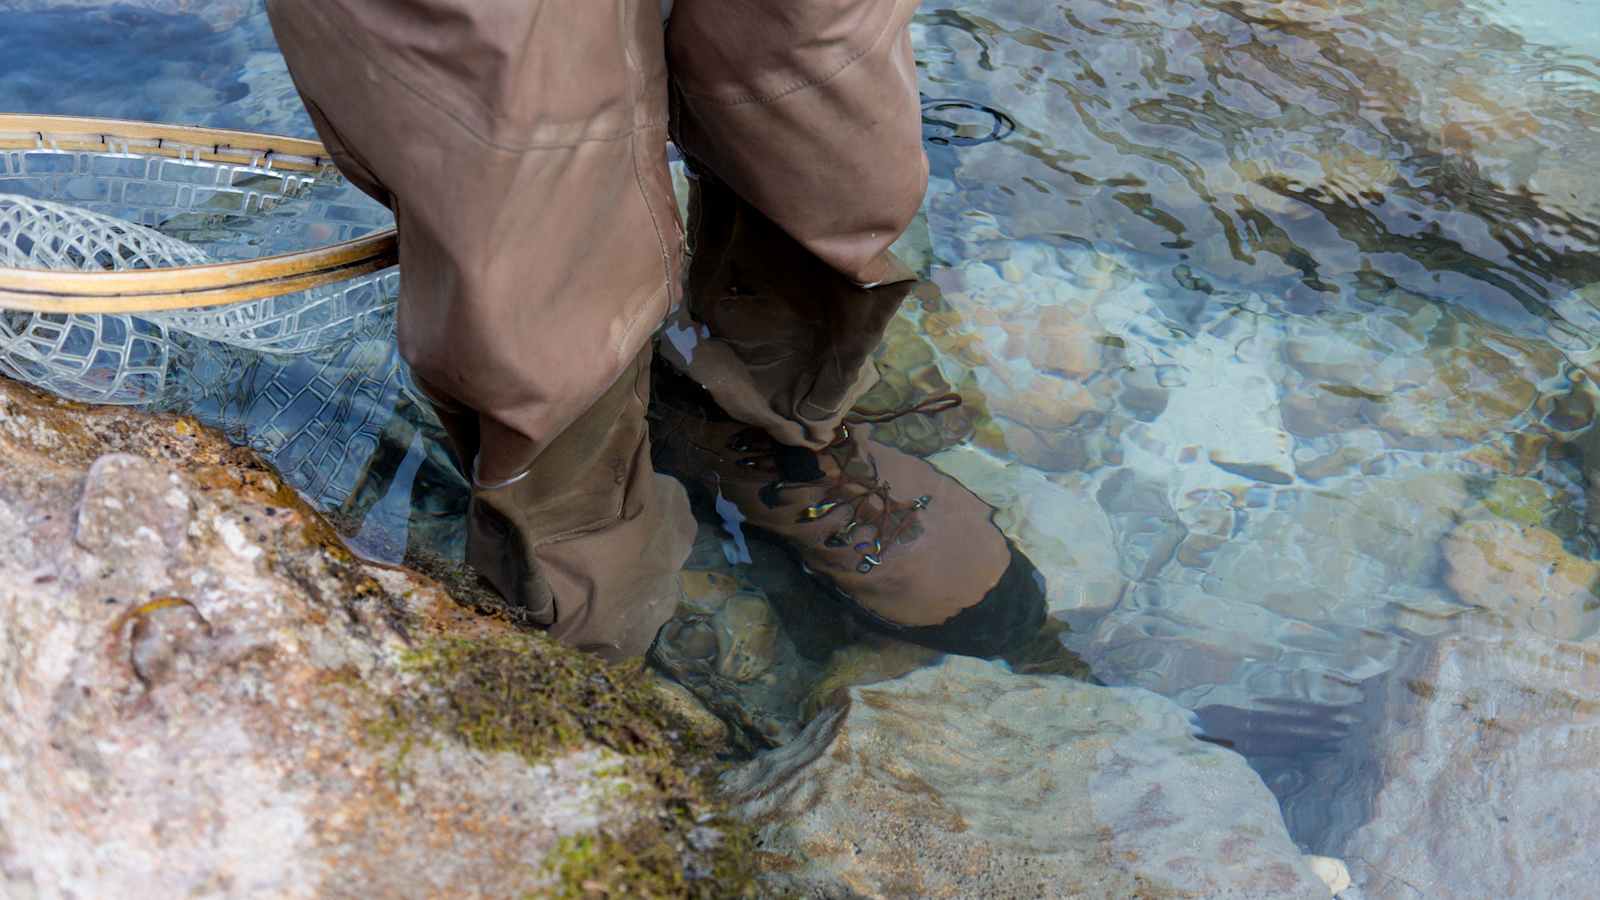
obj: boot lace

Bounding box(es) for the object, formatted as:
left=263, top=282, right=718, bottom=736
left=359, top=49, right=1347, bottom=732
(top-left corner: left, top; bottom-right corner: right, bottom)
left=728, top=392, right=962, bottom=575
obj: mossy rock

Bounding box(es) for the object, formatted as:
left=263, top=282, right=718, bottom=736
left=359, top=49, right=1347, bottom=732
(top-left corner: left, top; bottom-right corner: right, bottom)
left=369, top=634, right=760, bottom=898
left=0, top=373, right=757, bottom=898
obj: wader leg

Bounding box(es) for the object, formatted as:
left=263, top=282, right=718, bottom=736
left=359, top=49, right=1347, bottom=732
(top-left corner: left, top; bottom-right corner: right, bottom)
left=662, top=0, right=929, bottom=445
left=267, top=0, right=693, bottom=658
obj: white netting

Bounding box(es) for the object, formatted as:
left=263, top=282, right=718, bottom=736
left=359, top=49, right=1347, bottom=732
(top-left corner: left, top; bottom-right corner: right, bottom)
left=0, top=193, right=398, bottom=404
left=0, top=193, right=213, bottom=270
left=0, top=194, right=196, bottom=404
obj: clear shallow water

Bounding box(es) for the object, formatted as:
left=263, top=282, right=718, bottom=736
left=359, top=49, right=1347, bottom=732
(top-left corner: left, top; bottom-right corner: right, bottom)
left=4, top=0, right=1600, bottom=868
left=903, top=0, right=1600, bottom=852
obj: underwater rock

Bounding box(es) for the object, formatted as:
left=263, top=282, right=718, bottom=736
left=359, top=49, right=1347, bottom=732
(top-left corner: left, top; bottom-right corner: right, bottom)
left=888, top=209, right=935, bottom=277
left=1442, top=519, right=1599, bottom=640
left=1282, top=305, right=1566, bottom=452
left=929, top=244, right=1120, bottom=472
left=1561, top=398, right=1600, bottom=533
left=916, top=0, right=1599, bottom=323
left=1278, top=298, right=1566, bottom=454
left=330, top=384, right=471, bottom=567
left=798, top=637, right=942, bottom=722
left=650, top=549, right=821, bottom=752
left=723, top=656, right=1330, bottom=899
left=1084, top=470, right=1465, bottom=755
left=856, top=314, right=986, bottom=457
left=647, top=672, right=730, bottom=750
left=1290, top=446, right=1362, bottom=482
left=1369, top=330, right=1555, bottom=448
left=1304, top=855, right=1353, bottom=896
left=1230, top=142, right=1401, bottom=214
left=1340, top=633, right=1600, bottom=899
left=1023, top=304, right=1103, bottom=380
left=1479, top=476, right=1557, bottom=527
left=1276, top=317, right=1406, bottom=442
left=988, top=390, right=1102, bottom=471
left=0, top=376, right=748, bottom=898
left=1461, top=430, right=1552, bottom=478
left=1116, top=299, right=1298, bottom=498
left=1094, top=467, right=1188, bottom=583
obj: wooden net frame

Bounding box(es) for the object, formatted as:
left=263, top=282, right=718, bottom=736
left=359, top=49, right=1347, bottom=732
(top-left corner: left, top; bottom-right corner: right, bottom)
left=0, top=114, right=398, bottom=314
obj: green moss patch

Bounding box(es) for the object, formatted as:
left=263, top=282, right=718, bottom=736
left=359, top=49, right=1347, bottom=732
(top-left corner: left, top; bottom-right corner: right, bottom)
left=543, top=825, right=758, bottom=900
left=371, top=634, right=758, bottom=898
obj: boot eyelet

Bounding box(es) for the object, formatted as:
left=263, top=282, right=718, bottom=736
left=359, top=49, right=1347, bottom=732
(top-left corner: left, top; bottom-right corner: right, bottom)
left=798, top=499, right=840, bottom=521
left=758, top=481, right=788, bottom=508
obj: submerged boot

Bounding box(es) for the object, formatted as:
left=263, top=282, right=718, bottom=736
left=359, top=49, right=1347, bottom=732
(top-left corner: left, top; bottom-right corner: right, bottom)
left=655, top=361, right=1046, bottom=658
left=419, top=348, right=694, bottom=661
left=656, top=173, right=1044, bottom=658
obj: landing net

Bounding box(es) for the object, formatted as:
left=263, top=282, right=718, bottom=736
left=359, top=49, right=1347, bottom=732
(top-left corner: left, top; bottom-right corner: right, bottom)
left=0, top=115, right=400, bottom=405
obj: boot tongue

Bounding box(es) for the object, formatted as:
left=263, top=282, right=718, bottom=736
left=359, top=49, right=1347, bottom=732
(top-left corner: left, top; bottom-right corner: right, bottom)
left=773, top=443, right=826, bottom=483
left=756, top=443, right=828, bottom=509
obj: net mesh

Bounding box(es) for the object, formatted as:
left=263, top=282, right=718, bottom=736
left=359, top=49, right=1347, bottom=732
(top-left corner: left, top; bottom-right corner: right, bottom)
left=0, top=194, right=194, bottom=404
left=0, top=192, right=398, bottom=403
left=0, top=192, right=212, bottom=270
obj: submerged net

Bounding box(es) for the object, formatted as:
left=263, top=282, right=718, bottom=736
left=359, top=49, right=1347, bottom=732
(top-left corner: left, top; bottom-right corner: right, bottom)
left=154, top=276, right=399, bottom=355
left=0, top=192, right=398, bottom=403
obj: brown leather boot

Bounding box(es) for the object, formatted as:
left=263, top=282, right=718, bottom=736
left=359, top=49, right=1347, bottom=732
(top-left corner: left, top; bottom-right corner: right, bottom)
left=654, top=363, right=1045, bottom=658
left=652, top=369, right=1049, bottom=659
left=420, top=348, right=694, bottom=661
left=656, top=174, right=1044, bottom=657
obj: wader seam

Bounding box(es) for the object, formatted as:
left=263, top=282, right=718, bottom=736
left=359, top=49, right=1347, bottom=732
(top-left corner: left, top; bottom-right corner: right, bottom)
left=621, top=0, right=677, bottom=354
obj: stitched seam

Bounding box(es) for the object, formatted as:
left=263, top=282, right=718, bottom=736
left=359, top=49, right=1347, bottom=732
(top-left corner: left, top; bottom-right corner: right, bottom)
left=302, top=1, right=667, bottom=151
left=674, top=5, right=901, bottom=108
left=619, top=280, right=672, bottom=366
left=622, top=0, right=675, bottom=355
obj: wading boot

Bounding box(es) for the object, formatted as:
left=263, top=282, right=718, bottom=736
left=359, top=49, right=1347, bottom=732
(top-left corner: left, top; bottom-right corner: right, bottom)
left=655, top=173, right=1044, bottom=657
left=421, top=348, right=694, bottom=661
left=654, top=362, right=1046, bottom=658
